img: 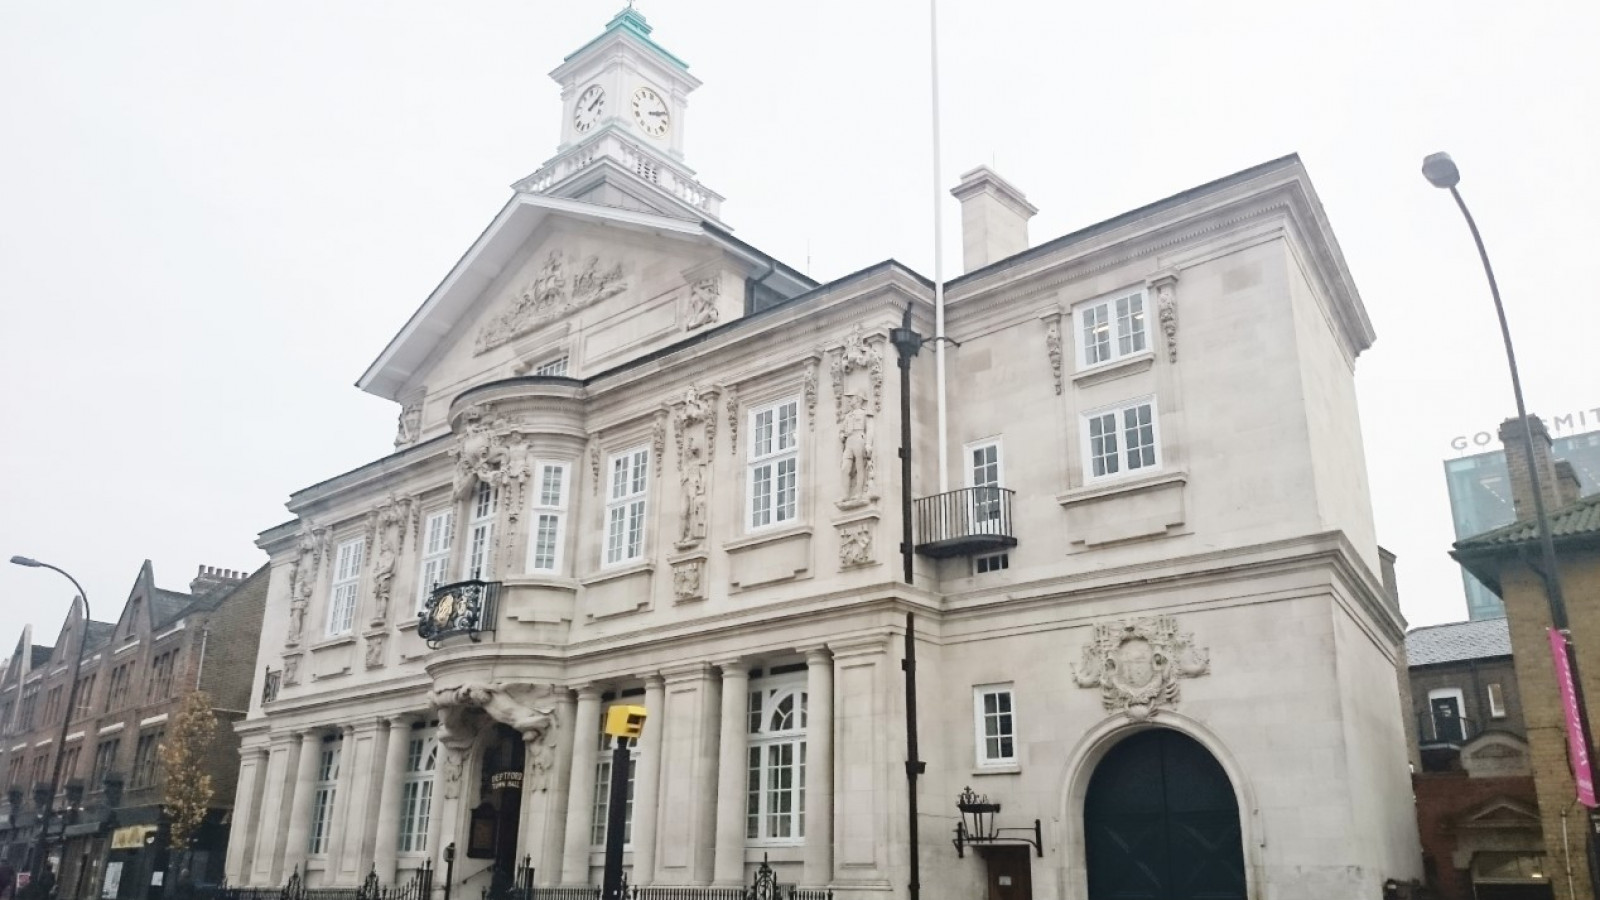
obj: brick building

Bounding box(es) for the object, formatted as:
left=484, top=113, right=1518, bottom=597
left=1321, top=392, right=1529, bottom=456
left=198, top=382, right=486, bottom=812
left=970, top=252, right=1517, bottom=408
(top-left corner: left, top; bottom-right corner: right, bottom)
left=1406, top=617, right=1549, bottom=899
left=0, top=562, right=267, bottom=900
left=1455, top=416, right=1600, bottom=900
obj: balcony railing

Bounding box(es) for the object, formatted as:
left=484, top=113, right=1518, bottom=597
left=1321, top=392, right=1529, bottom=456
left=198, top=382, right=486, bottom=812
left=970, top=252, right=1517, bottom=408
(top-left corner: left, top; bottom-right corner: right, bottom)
left=913, top=487, right=1018, bottom=558
left=1417, top=710, right=1478, bottom=746
left=418, top=580, right=500, bottom=648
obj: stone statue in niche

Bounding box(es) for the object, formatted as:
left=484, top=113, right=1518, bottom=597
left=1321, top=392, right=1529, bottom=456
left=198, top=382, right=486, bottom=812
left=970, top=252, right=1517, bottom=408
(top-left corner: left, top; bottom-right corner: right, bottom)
left=830, top=323, right=884, bottom=422
left=394, top=402, right=422, bottom=448
left=285, top=526, right=325, bottom=647
left=837, top=393, right=877, bottom=507
left=686, top=276, right=721, bottom=330
left=368, top=496, right=410, bottom=625
left=1073, top=615, right=1210, bottom=720
left=676, top=387, right=713, bottom=547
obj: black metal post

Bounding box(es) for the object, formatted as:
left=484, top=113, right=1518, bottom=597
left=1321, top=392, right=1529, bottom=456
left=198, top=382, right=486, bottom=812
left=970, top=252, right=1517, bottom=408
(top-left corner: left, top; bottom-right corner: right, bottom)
left=443, top=843, right=456, bottom=900
left=9, top=560, right=92, bottom=888
left=891, top=306, right=923, bottom=586
left=901, top=613, right=924, bottom=900
left=600, top=742, right=631, bottom=900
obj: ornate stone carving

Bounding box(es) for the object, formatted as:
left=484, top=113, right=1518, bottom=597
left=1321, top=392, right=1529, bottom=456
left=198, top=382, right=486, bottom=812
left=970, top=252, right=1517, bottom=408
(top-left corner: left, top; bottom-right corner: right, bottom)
left=367, top=496, right=412, bottom=626
left=590, top=440, right=602, bottom=496
left=836, top=392, right=878, bottom=509
left=429, top=682, right=559, bottom=740
left=281, top=653, right=301, bottom=687
left=364, top=634, right=386, bottom=669
left=724, top=383, right=739, bottom=455
left=675, top=387, right=713, bottom=548
left=653, top=411, right=667, bottom=478
left=526, top=727, right=557, bottom=792
left=285, top=525, right=327, bottom=648
left=1073, top=615, right=1210, bottom=720
left=803, top=358, right=819, bottom=422
left=476, top=251, right=627, bottom=353
left=1150, top=274, right=1179, bottom=362
left=394, top=401, right=422, bottom=448
left=672, top=558, right=706, bottom=601
left=686, top=276, right=720, bottom=331
left=838, top=521, right=875, bottom=568
left=1043, top=316, right=1063, bottom=394
left=448, top=405, right=517, bottom=502
left=830, top=323, right=885, bottom=422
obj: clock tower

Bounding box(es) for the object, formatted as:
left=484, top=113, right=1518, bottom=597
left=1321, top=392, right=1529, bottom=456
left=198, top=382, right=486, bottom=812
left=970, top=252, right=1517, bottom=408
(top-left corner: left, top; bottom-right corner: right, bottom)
left=515, top=7, right=725, bottom=223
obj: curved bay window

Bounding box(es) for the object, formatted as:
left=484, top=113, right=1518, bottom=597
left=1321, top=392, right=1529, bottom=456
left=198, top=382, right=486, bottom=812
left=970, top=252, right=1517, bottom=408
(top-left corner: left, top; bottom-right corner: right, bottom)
left=746, top=678, right=807, bottom=843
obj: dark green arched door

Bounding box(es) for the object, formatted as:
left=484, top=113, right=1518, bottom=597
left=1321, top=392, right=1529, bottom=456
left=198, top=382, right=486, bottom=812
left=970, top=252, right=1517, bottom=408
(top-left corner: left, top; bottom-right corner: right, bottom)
left=1083, top=729, right=1246, bottom=900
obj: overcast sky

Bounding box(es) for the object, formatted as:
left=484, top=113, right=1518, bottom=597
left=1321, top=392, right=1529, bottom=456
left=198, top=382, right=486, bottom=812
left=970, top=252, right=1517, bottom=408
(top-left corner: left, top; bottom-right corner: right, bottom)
left=2, top=0, right=1596, bottom=650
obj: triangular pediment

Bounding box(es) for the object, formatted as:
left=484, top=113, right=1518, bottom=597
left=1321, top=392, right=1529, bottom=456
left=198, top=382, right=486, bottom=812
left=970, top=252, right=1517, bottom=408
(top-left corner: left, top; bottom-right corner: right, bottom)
left=1458, top=796, right=1542, bottom=829
left=359, top=193, right=812, bottom=403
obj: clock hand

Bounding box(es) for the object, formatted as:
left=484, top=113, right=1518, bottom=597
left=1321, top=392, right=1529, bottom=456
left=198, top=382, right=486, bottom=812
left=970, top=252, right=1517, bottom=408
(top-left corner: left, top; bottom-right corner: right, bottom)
left=588, top=97, right=602, bottom=112
left=649, top=110, right=666, bottom=117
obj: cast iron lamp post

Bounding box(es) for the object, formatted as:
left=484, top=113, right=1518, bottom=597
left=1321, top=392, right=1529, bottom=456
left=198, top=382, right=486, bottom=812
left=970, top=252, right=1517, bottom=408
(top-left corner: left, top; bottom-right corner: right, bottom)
left=10, top=555, right=93, bottom=884
left=1423, top=153, right=1600, bottom=896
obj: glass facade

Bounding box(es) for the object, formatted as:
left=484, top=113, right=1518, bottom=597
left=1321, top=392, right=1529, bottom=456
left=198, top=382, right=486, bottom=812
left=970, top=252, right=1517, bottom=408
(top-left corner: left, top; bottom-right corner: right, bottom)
left=1444, top=428, right=1600, bottom=619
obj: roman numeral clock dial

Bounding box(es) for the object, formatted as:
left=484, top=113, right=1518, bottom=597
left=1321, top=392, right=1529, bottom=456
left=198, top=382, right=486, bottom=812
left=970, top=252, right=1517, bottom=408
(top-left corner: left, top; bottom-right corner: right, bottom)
left=631, top=86, right=670, bottom=138
left=573, top=84, right=605, bottom=134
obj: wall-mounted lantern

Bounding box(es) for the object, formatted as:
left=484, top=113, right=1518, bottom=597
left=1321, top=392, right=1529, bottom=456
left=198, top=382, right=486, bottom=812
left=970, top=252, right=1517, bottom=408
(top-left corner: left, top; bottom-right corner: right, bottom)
left=952, top=787, right=1043, bottom=858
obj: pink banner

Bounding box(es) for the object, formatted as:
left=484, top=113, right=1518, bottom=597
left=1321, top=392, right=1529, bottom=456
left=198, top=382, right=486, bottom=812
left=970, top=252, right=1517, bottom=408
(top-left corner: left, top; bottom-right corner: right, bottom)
left=1549, top=627, right=1597, bottom=807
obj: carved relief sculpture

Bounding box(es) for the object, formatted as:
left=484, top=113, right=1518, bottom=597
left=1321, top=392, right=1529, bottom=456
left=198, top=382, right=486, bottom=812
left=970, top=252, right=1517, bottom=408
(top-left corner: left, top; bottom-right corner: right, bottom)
left=803, top=357, right=819, bottom=422
left=837, top=393, right=877, bottom=508
left=653, top=412, right=667, bottom=478
left=526, top=729, right=557, bottom=792
left=590, top=440, right=602, bottom=496
left=281, top=654, right=301, bottom=687
left=449, top=405, right=512, bottom=501
left=364, top=634, right=386, bottom=669
left=830, top=323, right=885, bottom=421
left=476, top=251, right=628, bottom=353
left=1151, top=274, right=1179, bottom=362
left=676, top=387, right=713, bottom=547
left=394, top=401, right=422, bottom=448
left=1073, top=615, right=1210, bottom=720
left=686, top=276, right=720, bottom=331
left=672, top=558, right=706, bottom=601
left=724, top=383, right=739, bottom=455
left=838, top=521, right=875, bottom=568
left=1043, top=316, right=1063, bottom=394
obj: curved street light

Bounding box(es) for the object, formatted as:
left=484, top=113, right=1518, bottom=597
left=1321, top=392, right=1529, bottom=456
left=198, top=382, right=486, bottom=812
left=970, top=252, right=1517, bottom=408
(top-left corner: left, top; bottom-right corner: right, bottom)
left=9, top=555, right=92, bottom=884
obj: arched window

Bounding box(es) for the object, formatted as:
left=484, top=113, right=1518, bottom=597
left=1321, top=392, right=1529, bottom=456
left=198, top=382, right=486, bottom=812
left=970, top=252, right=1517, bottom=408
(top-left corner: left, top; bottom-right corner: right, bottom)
left=747, top=679, right=807, bottom=842
left=398, top=725, right=438, bottom=853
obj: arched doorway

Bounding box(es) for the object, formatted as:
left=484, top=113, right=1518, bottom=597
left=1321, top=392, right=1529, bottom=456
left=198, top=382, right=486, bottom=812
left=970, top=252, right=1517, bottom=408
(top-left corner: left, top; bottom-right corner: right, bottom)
left=1083, top=729, right=1245, bottom=900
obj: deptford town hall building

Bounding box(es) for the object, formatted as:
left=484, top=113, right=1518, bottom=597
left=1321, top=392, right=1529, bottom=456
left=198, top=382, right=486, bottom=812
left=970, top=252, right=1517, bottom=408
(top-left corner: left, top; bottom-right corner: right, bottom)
left=225, top=9, right=1421, bottom=900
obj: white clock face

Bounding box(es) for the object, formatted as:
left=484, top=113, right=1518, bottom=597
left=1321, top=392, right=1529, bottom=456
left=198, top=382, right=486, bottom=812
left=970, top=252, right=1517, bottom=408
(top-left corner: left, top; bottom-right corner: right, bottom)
left=631, top=86, right=670, bottom=138
left=574, top=84, right=605, bottom=134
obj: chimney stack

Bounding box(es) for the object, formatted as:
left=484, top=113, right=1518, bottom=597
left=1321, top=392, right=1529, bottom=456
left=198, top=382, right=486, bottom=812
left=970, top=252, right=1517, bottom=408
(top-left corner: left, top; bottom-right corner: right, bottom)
left=1555, top=460, right=1583, bottom=507
left=191, top=564, right=246, bottom=598
left=1498, top=415, right=1562, bottom=522
left=950, top=166, right=1037, bottom=273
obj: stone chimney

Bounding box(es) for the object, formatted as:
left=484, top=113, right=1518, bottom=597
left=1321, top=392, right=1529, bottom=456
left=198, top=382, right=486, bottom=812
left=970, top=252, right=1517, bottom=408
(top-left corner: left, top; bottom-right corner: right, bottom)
left=1555, top=459, right=1583, bottom=506
left=1498, top=415, right=1562, bottom=522
left=950, top=166, right=1037, bottom=273
left=190, top=564, right=246, bottom=598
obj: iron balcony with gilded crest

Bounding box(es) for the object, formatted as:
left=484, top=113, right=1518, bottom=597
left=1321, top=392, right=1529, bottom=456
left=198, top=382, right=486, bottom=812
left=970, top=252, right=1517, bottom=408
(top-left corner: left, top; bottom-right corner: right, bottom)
left=419, top=580, right=501, bottom=648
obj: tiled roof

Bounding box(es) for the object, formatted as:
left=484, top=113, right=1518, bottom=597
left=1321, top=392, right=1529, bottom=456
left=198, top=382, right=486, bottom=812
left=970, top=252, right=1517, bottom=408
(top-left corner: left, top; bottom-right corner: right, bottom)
left=1455, top=494, right=1600, bottom=552
left=30, top=645, right=51, bottom=667
left=150, top=589, right=193, bottom=627
left=1406, top=617, right=1512, bottom=666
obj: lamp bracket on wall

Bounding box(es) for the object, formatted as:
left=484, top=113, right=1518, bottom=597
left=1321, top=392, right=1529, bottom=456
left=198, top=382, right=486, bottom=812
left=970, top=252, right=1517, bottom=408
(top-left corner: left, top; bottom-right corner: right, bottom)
left=951, top=786, right=1043, bottom=858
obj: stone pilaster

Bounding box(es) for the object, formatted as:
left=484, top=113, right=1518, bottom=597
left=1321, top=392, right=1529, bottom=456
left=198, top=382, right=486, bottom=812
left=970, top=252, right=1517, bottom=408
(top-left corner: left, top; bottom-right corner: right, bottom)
left=802, top=648, right=834, bottom=887
left=712, top=659, right=750, bottom=885
left=537, top=690, right=579, bottom=885
left=225, top=745, right=269, bottom=885
left=630, top=674, right=666, bottom=885
left=328, top=724, right=360, bottom=881
left=561, top=686, right=604, bottom=884
left=372, top=718, right=413, bottom=883
left=281, top=731, right=323, bottom=878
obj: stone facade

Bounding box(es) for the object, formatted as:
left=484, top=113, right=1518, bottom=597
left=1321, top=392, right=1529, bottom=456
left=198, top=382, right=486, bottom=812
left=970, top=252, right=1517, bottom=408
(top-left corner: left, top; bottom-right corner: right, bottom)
left=225, top=10, right=1420, bottom=900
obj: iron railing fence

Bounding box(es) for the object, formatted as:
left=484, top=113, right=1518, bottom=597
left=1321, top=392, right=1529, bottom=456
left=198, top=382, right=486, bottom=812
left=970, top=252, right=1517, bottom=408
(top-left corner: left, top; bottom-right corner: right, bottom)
left=202, top=862, right=432, bottom=900
left=1416, top=710, right=1478, bottom=744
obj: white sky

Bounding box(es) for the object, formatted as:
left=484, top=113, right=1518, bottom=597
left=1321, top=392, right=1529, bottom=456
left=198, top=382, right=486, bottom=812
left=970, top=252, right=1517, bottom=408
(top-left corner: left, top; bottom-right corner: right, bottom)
left=2, top=0, right=1596, bottom=650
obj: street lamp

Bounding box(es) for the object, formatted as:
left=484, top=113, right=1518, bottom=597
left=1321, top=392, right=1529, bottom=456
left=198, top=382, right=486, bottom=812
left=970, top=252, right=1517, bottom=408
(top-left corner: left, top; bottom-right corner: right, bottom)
left=1423, top=152, right=1600, bottom=880
left=10, top=555, right=93, bottom=885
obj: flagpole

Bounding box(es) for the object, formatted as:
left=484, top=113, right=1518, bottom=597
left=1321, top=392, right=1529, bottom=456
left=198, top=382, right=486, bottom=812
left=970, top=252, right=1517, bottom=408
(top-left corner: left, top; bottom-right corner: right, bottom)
left=929, top=0, right=949, bottom=495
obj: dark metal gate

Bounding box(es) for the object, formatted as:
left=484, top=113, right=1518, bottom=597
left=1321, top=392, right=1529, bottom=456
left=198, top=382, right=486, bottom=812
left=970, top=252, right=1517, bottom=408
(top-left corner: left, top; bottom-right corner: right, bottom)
left=1083, top=729, right=1245, bottom=900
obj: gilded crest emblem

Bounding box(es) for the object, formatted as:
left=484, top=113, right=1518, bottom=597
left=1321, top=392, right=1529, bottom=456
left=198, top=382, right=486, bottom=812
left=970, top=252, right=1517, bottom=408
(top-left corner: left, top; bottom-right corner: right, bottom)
left=1073, top=615, right=1210, bottom=720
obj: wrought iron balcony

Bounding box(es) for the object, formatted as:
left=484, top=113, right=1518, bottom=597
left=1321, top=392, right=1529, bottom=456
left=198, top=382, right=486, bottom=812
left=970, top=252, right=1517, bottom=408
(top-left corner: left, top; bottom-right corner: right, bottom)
left=913, top=486, right=1018, bottom=558
left=419, top=580, right=500, bottom=648
left=1417, top=710, right=1478, bottom=747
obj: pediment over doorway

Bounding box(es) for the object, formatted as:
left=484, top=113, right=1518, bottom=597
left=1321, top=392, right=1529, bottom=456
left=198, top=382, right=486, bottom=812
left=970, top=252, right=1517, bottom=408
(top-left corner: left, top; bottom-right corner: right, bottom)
left=1461, top=732, right=1532, bottom=778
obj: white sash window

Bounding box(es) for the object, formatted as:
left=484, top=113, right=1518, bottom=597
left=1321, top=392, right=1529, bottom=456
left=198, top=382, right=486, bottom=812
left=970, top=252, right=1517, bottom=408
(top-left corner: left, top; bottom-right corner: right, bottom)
left=463, top=481, right=499, bottom=581
left=416, top=509, right=454, bottom=610
left=748, top=399, right=800, bottom=530
left=527, top=463, right=570, bottom=572
left=327, top=538, right=364, bottom=636
left=604, top=448, right=650, bottom=565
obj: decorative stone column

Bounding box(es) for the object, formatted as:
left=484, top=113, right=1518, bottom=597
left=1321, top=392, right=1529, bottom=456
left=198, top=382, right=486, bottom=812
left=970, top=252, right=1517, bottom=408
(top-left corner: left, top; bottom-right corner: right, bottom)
left=630, top=675, right=666, bottom=885
left=224, top=745, right=269, bottom=884
left=372, top=718, right=413, bottom=883
left=802, top=648, right=834, bottom=887
left=281, top=731, right=323, bottom=877
left=328, top=725, right=360, bottom=881
left=537, top=690, right=579, bottom=886
left=712, top=660, right=750, bottom=885
left=561, top=686, right=604, bottom=884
